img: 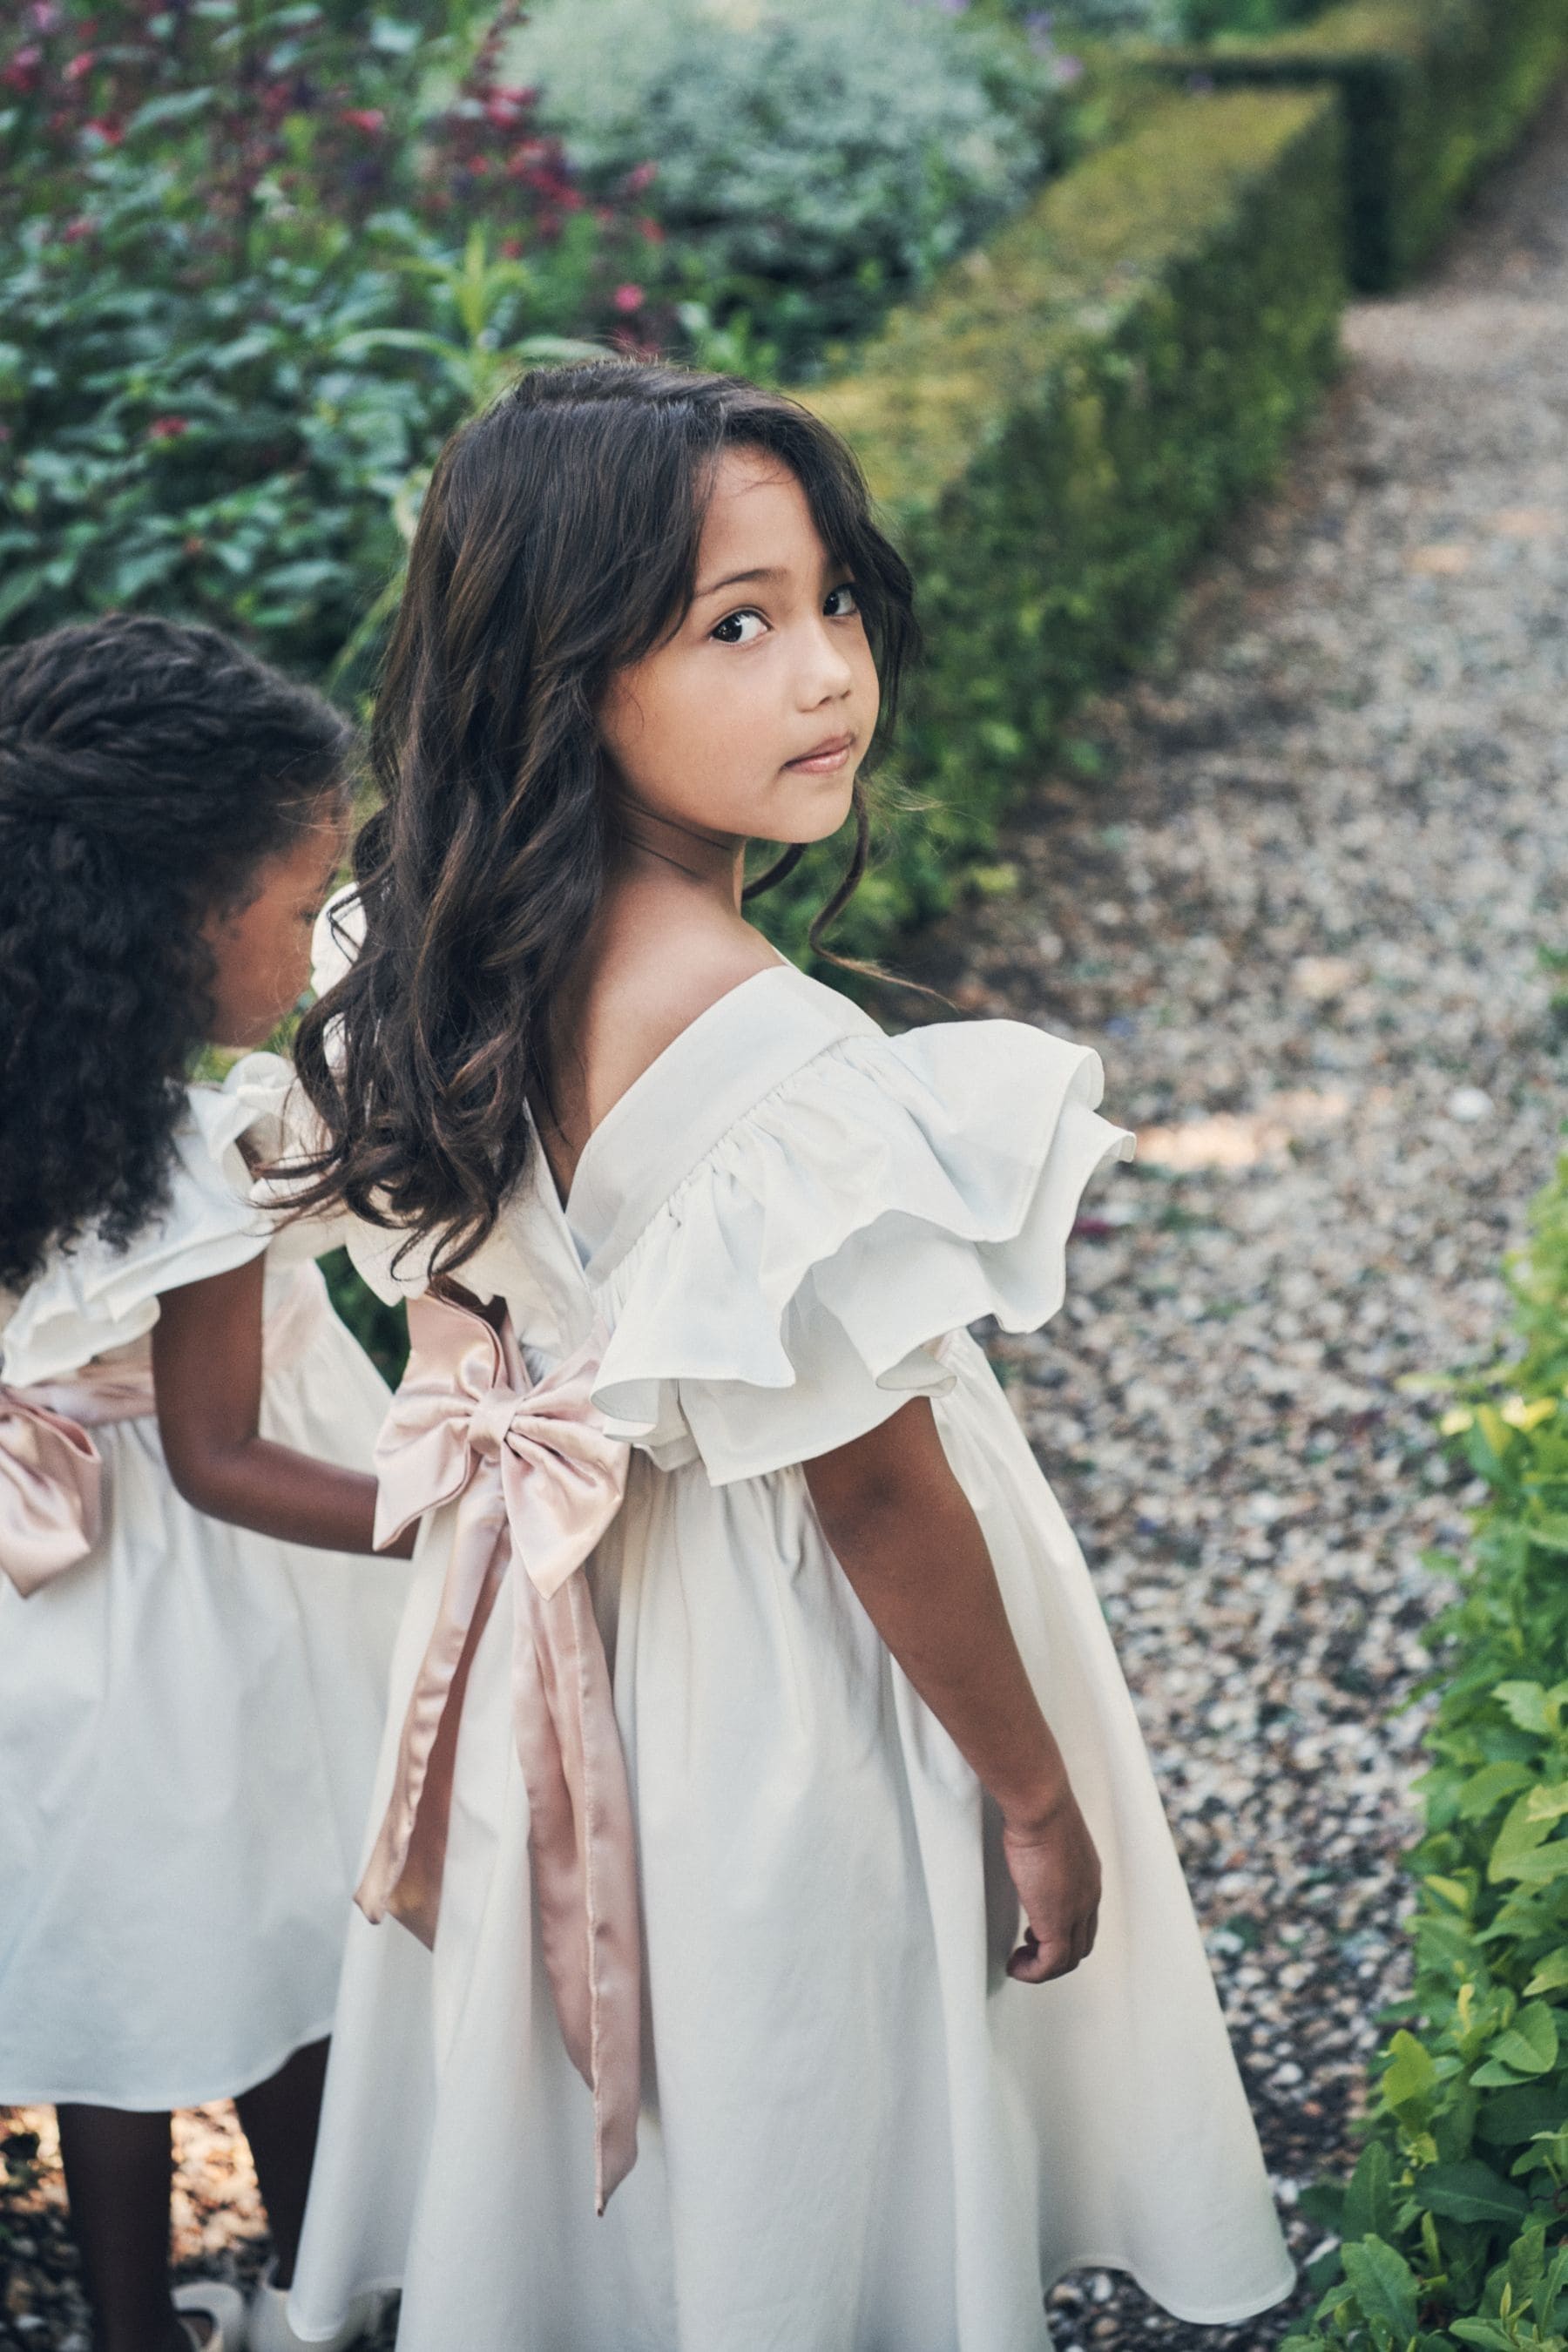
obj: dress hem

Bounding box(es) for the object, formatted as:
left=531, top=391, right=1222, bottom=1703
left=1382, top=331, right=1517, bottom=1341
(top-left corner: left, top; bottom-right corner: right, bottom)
left=286, top=2255, right=1300, bottom=2342
left=1041, top=2254, right=1299, bottom=2328
left=0, top=2007, right=341, bottom=2116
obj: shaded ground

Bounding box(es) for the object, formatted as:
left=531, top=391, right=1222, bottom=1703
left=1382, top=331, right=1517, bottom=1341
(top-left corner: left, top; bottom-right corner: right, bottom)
left=7, top=81, right=1568, bottom=2352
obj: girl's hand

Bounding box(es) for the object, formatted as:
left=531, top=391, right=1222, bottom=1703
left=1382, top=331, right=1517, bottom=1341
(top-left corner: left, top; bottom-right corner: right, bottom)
left=1002, top=1796, right=1102, bottom=1984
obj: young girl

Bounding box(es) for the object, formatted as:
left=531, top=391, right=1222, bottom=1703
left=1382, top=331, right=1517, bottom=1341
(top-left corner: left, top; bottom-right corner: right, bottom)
left=0, top=616, right=411, bottom=2352
left=285, top=361, right=1294, bottom=2351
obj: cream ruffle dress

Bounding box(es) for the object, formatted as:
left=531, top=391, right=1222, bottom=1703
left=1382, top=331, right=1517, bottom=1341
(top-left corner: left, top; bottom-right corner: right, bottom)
left=290, top=962, right=1293, bottom=2351
left=0, top=1055, right=408, bottom=2109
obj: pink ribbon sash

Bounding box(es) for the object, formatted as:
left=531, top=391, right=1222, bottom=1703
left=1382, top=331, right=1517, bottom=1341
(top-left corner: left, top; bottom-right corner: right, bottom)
left=0, top=1388, right=109, bottom=1597
left=361, top=1292, right=639, bottom=2212
left=0, top=1265, right=341, bottom=1601
left=0, top=1360, right=155, bottom=1598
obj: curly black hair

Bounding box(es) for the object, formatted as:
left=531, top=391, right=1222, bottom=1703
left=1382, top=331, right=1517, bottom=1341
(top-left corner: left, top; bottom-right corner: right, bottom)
left=0, top=614, right=354, bottom=1294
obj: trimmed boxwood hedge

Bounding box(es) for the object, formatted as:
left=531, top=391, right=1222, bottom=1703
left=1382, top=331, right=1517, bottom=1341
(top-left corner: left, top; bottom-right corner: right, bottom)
left=1153, top=0, right=1568, bottom=292
left=761, top=86, right=1344, bottom=964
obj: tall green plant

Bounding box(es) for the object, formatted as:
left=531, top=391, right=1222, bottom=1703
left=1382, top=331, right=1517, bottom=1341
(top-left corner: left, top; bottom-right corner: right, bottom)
left=1284, top=1170, right=1568, bottom=2350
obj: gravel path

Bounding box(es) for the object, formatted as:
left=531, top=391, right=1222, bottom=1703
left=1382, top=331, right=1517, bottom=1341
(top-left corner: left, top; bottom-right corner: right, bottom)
left=909, top=84, right=1568, bottom=2349
left=8, top=85, right=1568, bottom=2352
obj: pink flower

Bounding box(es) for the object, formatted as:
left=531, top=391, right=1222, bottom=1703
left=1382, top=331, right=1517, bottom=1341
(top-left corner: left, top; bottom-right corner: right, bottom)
left=612, top=282, right=644, bottom=314
left=637, top=215, right=665, bottom=246
left=60, top=215, right=94, bottom=243
left=83, top=114, right=123, bottom=145
left=146, top=416, right=188, bottom=441
left=624, top=160, right=657, bottom=194
left=1, top=45, right=43, bottom=91
left=339, top=106, right=385, bottom=132
left=64, top=48, right=95, bottom=79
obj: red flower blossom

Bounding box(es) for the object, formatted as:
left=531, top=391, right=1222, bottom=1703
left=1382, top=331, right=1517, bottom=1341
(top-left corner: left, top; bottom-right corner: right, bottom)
left=1, top=45, right=43, bottom=91
left=63, top=49, right=95, bottom=79
left=146, top=416, right=189, bottom=441
left=638, top=215, right=665, bottom=246
left=612, top=282, right=644, bottom=314
left=624, top=160, right=657, bottom=193
left=60, top=215, right=94, bottom=243
left=339, top=106, right=385, bottom=133
left=83, top=114, right=124, bottom=145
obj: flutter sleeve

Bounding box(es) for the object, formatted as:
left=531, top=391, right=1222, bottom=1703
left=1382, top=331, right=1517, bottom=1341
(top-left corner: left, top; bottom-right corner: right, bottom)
left=0, top=1052, right=293, bottom=1385
left=586, top=1020, right=1134, bottom=1485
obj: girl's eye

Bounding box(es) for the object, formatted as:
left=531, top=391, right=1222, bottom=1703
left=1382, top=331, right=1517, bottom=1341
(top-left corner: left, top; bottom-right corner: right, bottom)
left=824, top=583, right=859, bottom=618
left=710, top=608, right=767, bottom=646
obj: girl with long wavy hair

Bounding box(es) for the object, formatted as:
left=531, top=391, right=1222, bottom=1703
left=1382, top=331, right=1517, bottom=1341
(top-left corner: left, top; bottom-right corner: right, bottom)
left=285, top=361, right=1292, bottom=2350
left=0, top=616, right=409, bottom=2352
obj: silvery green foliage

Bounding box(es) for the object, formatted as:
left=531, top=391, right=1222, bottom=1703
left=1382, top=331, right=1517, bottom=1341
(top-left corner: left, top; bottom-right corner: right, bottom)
left=508, top=0, right=1052, bottom=352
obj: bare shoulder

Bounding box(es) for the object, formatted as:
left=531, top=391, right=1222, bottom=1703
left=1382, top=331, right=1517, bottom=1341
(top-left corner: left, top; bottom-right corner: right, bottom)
left=575, top=913, right=782, bottom=1132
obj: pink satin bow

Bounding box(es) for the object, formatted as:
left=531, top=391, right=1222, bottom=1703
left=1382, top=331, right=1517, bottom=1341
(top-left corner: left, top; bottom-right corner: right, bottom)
left=362, top=1292, right=639, bottom=2211
left=0, top=1387, right=106, bottom=1597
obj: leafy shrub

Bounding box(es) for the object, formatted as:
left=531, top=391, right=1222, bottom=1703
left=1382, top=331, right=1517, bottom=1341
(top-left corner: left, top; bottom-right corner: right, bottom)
left=1282, top=1167, right=1568, bottom=2351
left=506, top=0, right=1062, bottom=373
left=0, top=0, right=653, bottom=670
left=760, top=84, right=1344, bottom=966
left=1153, top=0, right=1568, bottom=290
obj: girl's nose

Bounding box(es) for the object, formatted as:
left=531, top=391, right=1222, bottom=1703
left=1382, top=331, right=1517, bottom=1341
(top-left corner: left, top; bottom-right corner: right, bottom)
left=798, top=619, right=856, bottom=708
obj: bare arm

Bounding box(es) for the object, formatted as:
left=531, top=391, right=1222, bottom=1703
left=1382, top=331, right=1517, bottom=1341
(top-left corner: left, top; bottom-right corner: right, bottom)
left=152, top=1254, right=410, bottom=1557
left=804, top=1397, right=1100, bottom=1983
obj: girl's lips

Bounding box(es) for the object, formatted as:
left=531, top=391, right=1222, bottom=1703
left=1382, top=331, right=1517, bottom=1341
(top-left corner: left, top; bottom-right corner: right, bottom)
left=785, top=734, right=855, bottom=774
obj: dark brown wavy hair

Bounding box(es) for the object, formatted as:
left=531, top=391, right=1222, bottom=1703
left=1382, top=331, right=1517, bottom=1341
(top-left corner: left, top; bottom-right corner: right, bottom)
left=0, top=615, right=351, bottom=1292
left=292, top=359, right=918, bottom=1278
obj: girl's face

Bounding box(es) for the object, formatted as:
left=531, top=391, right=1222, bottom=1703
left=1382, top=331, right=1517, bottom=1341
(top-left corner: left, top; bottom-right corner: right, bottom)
left=202, top=805, right=347, bottom=1049
left=598, top=448, right=881, bottom=848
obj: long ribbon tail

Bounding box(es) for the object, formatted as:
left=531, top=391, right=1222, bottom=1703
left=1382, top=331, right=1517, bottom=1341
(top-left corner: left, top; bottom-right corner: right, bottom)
left=0, top=1391, right=105, bottom=1598
left=513, top=1565, right=641, bottom=2213
left=355, top=1473, right=510, bottom=1946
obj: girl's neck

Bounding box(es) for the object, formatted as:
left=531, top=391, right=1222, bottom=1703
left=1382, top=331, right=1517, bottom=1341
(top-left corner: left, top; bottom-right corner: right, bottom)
left=612, top=801, right=747, bottom=909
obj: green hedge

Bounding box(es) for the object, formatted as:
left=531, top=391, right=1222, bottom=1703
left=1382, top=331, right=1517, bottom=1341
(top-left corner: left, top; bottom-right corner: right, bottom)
left=1283, top=1166, right=1568, bottom=2351
left=1152, top=0, right=1568, bottom=292
left=764, top=87, right=1343, bottom=963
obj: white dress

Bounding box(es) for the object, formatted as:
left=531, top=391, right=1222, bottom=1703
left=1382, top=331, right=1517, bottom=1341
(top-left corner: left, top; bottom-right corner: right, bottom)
left=290, top=964, right=1294, bottom=2351
left=0, top=1055, right=409, bottom=2110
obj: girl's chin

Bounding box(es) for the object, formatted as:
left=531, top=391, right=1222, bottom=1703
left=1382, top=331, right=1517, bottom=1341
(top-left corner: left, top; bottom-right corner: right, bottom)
left=766, top=772, right=858, bottom=844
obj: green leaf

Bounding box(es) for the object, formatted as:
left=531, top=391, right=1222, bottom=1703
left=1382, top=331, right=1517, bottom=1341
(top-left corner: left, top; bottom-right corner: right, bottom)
left=1450, top=2324, right=1522, bottom=2350
left=1496, top=1683, right=1552, bottom=1735
left=1478, top=2083, right=1567, bottom=2144
left=1493, top=2002, right=1560, bottom=2074
left=1382, top=2030, right=1437, bottom=2117
left=1527, top=1781, right=1568, bottom=1823
left=1416, top=2156, right=1531, bottom=2224
left=1524, top=1945, right=1568, bottom=1995
left=1501, top=1841, right=1568, bottom=1886
left=1490, top=1793, right=1554, bottom=1882
left=1341, top=2237, right=1419, bottom=2337
left=1470, top=2056, right=1533, bottom=2088
left=1457, top=1762, right=1536, bottom=1820
left=1504, top=1994, right=1560, bottom=2070
left=1343, top=2140, right=1396, bottom=2241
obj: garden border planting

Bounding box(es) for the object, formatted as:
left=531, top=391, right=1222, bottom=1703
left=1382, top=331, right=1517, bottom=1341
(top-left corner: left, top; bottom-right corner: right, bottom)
left=774, top=86, right=1344, bottom=961
left=1149, top=0, right=1568, bottom=290
left=1282, top=1155, right=1568, bottom=2349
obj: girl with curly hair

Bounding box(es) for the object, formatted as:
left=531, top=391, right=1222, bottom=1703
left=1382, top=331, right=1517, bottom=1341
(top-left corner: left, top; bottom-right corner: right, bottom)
left=0, top=615, right=410, bottom=2352
left=286, top=362, right=1293, bottom=2350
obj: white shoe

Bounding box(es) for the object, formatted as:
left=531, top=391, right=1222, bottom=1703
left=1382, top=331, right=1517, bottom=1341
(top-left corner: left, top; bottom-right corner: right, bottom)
left=246, top=2259, right=384, bottom=2351
left=173, top=2280, right=249, bottom=2350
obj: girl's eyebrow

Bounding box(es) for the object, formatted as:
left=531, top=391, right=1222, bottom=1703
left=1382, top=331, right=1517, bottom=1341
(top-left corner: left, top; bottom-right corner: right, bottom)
left=694, top=563, right=786, bottom=599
